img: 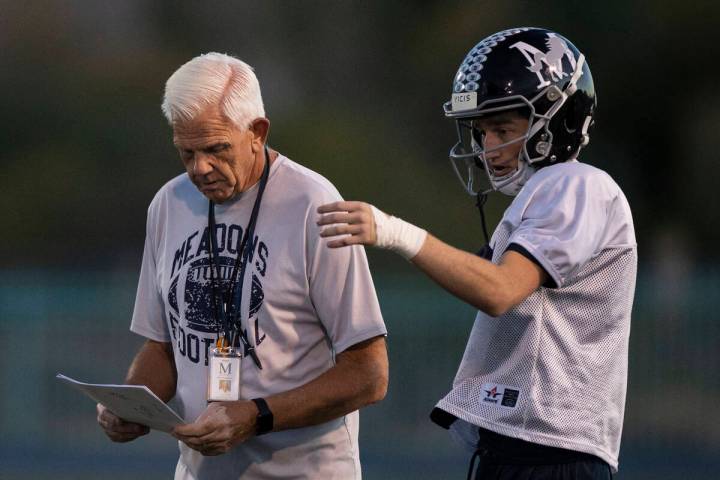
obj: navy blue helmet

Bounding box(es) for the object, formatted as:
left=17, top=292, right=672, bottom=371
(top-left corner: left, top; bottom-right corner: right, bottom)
left=445, top=27, right=596, bottom=196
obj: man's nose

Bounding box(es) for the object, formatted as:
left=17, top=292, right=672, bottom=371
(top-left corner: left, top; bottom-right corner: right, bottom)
left=482, top=134, right=502, bottom=160
left=192, top=154, right=213, bottom=175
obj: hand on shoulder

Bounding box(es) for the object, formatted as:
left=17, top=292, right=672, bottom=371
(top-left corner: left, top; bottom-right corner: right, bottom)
left=317, top=201, right=426, bottom=259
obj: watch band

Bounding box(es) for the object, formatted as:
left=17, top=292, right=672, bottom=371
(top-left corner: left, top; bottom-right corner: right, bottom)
left=251, top=397, right=273, bottom=435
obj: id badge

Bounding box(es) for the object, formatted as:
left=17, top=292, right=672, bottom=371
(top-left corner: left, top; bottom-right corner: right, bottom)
left=207, top=346, right=242, bottom=402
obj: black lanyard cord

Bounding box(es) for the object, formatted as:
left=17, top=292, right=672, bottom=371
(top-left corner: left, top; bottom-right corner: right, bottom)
left=207, top=200, right=227, bottom=338
left=207, top=146, right=271, bottom=369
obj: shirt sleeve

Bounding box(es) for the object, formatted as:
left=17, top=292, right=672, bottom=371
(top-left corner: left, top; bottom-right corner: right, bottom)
left=130, top=200, right=170, bottom=342
left=305, top=192, right=387, bottom=354
left=506, top=169, right=615, bottom=288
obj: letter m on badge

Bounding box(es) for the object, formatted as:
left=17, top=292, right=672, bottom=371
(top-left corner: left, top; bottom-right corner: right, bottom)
left=220, top=361, right=232, bottom=375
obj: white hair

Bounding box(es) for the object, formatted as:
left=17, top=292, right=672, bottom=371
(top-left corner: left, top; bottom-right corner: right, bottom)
left=161, top=52, right=265, bottom=129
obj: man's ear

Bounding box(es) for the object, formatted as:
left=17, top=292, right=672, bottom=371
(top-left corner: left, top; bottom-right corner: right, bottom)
left=249, top=118, right=270, bottom=153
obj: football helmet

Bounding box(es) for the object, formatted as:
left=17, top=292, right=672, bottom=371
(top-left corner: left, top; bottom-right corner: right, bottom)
left=444, top=27, right=596, bottom=196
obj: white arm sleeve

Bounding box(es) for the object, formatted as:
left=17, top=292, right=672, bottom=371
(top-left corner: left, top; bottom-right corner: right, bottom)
left=130, top=200, right=170, bottom=342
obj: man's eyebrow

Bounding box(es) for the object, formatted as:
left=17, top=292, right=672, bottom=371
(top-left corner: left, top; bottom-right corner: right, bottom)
left=205, top=142, right=231, bottom=150
left=173, top=142, right=231, bottom=151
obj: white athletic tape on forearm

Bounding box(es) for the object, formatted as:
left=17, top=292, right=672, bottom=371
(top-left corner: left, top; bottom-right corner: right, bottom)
left=371, top=205, right=427, bottom=260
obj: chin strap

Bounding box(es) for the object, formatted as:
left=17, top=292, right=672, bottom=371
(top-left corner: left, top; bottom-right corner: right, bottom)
left=475, top=192, right=490, bottom=245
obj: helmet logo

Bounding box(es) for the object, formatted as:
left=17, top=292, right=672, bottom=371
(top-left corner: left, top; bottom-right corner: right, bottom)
left=510, top=33, right=577, bottom=90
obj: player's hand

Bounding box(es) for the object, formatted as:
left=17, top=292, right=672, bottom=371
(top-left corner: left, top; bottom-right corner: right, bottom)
left=172, top=401, right=257, bottom=456
left=318, top=201, right=427, bottom=259
left=96, top=403, right=150, bottom=442
left=317, top=201, right=378, bottom=248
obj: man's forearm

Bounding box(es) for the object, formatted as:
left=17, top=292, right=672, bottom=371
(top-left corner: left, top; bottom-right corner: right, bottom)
left=171, top=336, right=387, bottom=453
left=265, top=335, right=388, bottom=431
left=317, top=202, right=545, bottom=316
left=411, top=234, right=546, bottom=316
left=125, top=340, right=177, bottom=402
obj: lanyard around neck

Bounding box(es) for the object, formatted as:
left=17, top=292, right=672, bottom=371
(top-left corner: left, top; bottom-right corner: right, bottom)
left=207, top=146, right=271, bottom=369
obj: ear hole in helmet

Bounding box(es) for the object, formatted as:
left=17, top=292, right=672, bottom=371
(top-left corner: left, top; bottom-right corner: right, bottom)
left=564, top=94, right=583, bottom=131
left=563, top=117, right=577, bottom=134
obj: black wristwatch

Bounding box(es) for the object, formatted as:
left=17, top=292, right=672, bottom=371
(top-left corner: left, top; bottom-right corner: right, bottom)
left=251, top=398, right=274, bottom=435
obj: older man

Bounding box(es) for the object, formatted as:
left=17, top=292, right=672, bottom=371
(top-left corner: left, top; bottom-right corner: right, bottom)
left=97, top=52, right=388, bottom=479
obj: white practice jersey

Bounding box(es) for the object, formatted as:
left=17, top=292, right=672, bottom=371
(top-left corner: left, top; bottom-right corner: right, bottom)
left=436, top=160, right=637, bottom=472
left=131, top=154, right=387, bottom=479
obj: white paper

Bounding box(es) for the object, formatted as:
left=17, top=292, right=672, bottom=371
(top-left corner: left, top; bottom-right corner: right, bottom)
left=56, top=373, right=185, bottom=433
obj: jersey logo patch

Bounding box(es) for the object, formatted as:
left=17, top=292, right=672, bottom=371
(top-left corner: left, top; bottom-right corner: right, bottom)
left=481, top=382, right=520, bottom=408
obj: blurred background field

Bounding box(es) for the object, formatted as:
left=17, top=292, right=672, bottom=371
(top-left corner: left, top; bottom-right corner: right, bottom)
left=1, top=1, right=719, bottom=478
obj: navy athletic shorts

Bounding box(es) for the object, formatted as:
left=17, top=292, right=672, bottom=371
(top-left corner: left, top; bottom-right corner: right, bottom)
left=467, top=427, right=612, bottom=480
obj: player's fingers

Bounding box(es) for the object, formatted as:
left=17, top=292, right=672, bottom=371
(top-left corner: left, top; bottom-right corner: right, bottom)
left=327, top=236, right=367, bottom=248
left=318, top=211, right=369, bottom=227
left=316, top=201, right=342, bottom=214
left=317, top=201, right=367, bottom=214
left=316, top=212, right=352, bottom=226
left=319, top=225, right=364, bottom=238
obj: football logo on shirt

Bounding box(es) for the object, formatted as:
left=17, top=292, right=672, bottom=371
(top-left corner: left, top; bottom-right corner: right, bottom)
left=184, top=256, right=233, bottom=333
left=166, top=223, right=270, bottom=366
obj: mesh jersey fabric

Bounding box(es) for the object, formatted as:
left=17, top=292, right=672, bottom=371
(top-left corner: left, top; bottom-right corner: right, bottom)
left=436, top=161, right=637, bottom=473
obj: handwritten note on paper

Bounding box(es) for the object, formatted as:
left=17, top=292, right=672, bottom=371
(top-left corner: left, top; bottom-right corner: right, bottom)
left=56, top=373, right=185, bottom=433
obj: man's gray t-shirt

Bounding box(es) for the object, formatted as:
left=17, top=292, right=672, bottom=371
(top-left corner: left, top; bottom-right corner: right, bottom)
left=131, top=154, right=387, bottom=479
left=437, top=161, right=637, bottom=472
